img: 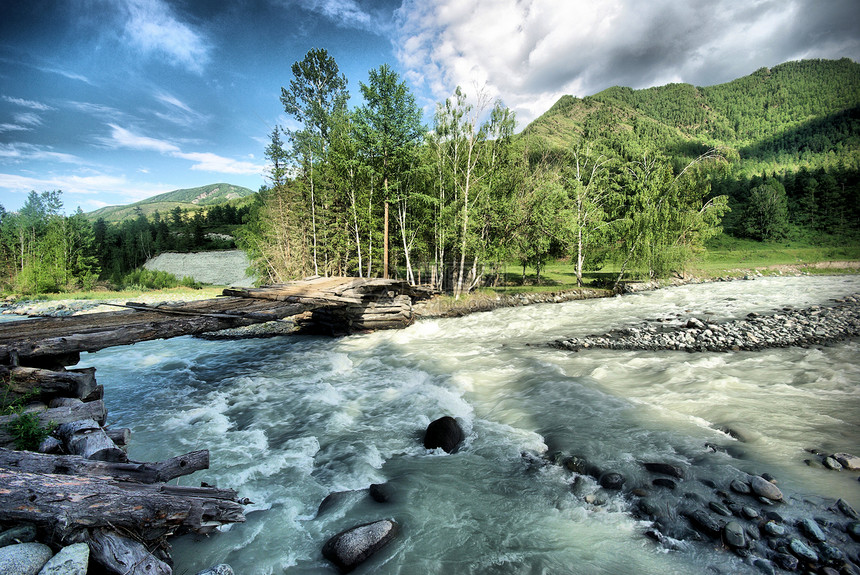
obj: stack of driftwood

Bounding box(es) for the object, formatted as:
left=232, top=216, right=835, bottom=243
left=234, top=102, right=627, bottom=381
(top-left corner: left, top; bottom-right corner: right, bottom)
left=225, top=276, right=433, bottom=335
left=0, top=362, right=245, bottom=573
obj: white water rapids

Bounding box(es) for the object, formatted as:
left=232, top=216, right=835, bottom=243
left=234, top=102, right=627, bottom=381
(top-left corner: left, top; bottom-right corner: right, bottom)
left=75, top=276, right=860, bottom=574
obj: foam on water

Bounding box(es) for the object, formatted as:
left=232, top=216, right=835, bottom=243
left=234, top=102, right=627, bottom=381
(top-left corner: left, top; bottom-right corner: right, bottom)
left=75, top=276, right=860, bottom=574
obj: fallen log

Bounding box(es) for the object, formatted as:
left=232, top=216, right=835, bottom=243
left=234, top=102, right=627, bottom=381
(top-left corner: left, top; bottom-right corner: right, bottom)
left=57, top=419, right=126, bottom=462
left=1, top=366, right=97, bottom=401
left=0, top=467, right=245, bottom=544
left=0, top=447, right=209, bottom=483
left=0, top=400, right=107, bottom=448
left=89, top=530, right=171, bottom=575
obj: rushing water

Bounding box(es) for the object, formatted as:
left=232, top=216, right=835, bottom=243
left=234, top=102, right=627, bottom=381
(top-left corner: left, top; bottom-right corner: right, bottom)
left=75, top=276, right=860, bottom=574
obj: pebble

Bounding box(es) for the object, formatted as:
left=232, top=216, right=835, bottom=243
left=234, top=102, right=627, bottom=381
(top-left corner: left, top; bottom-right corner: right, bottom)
left=750, top=476, right=783, bottom=501
left=797, top=518, right=826, bottom=542
left=789, top=538, right=818, bottom=563
left=741, top=506, right=759, bottom=519
left=730, top=479, right=751, bottom=495
left=763, top=521, right=786, bottom=537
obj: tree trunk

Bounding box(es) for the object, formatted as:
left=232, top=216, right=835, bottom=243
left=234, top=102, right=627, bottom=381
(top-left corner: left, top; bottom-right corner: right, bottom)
left=57, top=419, right=127, bottom=462
left=89, top=530, right=172, bottom=575
left=0, top=468, right=245, bottom=544
left=0, top=400, right=107, bottom=448
left=0, top=447, right=210, bottom=484
left=1, top=366, right=97, bottom=402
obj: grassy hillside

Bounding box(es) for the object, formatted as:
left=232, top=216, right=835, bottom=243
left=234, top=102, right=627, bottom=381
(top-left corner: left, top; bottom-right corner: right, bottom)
left=86, top=183, right=256, bottom=223
left=522, top=58, right=860, bottom=173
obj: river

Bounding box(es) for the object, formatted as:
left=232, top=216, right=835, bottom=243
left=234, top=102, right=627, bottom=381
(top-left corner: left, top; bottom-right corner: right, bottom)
left=76, top=275, right=860, bottom=574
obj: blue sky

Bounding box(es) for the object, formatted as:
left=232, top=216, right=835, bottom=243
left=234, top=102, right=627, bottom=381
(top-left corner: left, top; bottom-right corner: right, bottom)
left=1, top=0, right=858, bottom=214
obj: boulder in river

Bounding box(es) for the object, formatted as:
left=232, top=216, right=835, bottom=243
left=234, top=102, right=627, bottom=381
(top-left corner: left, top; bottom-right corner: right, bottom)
left=643, top=462, right=685, bottom=479
left=750, top=475, right=783, bottom=501
left=598, top=471, right=625, bottom=490
left=322, top=519, right=399, bottom=573
left=723, top=521, right=746, bottom=548
left=832, top=452, right=860, bottom=470
left=423, top=416, right=464, bottom=453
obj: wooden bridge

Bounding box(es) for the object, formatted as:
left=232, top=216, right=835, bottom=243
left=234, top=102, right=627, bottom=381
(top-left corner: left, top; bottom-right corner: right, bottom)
left=0, top=277, right=431, bottom=369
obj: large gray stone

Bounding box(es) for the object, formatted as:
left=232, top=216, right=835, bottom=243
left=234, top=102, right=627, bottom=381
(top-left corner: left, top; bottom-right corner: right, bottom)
left=750, top=475, right=783, bottom=501
left=37, top=543, right=89, bottom=575
left=797, top=517, right=826, bottom=542
left=832, top=452, right=860, bottom=470
left=322, top=519, right=399, bottom=573
left=423, top=416, right=464, bottom=453
left=0, top=542, right=53, bottom=575
left=723, top=521, right=746, bottom=548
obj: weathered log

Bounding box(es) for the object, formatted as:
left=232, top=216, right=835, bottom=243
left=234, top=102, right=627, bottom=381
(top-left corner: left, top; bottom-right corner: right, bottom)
left=0, top=399, right=107, bottom=448
left=0, top=468, right=245, bottom=544
left=89, top=530, right=172, bottom=575
left=57, top=419, right=126, bottom=462
left=0, top=447, right=209, bottom=483
left=1, top=366, right=97, bottom=401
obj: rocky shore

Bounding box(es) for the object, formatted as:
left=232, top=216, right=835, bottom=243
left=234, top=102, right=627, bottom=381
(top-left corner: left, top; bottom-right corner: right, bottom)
left=551, top=293, right=860, bottom=353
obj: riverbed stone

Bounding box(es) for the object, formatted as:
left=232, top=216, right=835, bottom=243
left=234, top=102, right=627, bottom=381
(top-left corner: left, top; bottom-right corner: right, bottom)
left=730, top=479, right=751, bottom=495
left=741, top=506, right=759, bottom=519
left=837, top=498, right=858, bottom=519
left=643, top=462, right=685, bottom=479
left=0, top=525, right=38, bottom=548
left=598, top=471, right=625, bottom=490
left=848, top=521, right=860, bottom=541
left=763, top=521, right=786, bottom=536
left=752, top=558, right=776, bottom=575
left=772, top=552, right=799, bottom=571
left=423, top=416, right=464, bottom=453
left=684, top=509, right=722, bottom=538
left=797, top=517, right=826, bottom=542
left=322, top=519, right=399, bottom=573
left=709, top=501, right=732, bottom=516
left=724, top=521, right=746, bottom=548
left=816, top=543, right=843, bottom=565
left=823, top=456, right=843, bottom=470
left=750, top=475, right=783, bottom=501
left=833, top=453, right=860, bottom=470
left=789, top=538, right=819, bottom=563
left=652, top=478, right=676, bottom=489
left=37, top=543, right=88, bottom=575
left=0, top=542, right=53, bottom=575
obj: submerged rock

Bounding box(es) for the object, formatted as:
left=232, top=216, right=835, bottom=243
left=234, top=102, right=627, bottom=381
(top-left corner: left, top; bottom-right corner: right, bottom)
left=643, top=462, right=685, bottom=479
left=684, top=509, right=722, bottom=539
left=322, top=519, right=399, bottom=573
left=423, top=416, right=464, bottom=453
left=598, top=471, right=625, bottom=490
left=195, top=565, right=234, bottom=575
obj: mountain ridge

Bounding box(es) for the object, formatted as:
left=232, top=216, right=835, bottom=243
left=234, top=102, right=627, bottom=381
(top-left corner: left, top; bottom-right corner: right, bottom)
left=86, top=183, right=256, bottom=223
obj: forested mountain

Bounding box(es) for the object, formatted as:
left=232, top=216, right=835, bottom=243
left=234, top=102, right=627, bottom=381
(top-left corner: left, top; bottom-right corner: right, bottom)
left=524, top=58, right=860, bottom=173
left=85, top=183, right=256, bottom=223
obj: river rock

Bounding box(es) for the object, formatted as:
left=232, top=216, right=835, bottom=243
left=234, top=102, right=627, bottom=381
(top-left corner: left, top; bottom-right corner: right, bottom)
left=846, top=520, right=860, bottom=542
left=652, top=478, right=676, bottom=489
left=643, top=462, right=685, bottom=479
left=837, top=498, right=859, bottom=519
left=423, top=416, right=464, bottom=453
left=195, top=565, right=234, bottom=575
left=322, top=519, right=399, bottom=573
left=741, top=506, right=759, bottom=519
left=723, top=521, right=746, bottom=548
left=708, top=501, right=732, bottom=516
left=37, top=543, right=88, bottom=575
left=730, top=479, right=751, bottom=495
left=817, top=543, right=843, bottom=565
left=750, top=475, right=783, bottom=501
left=789, top=538, right=818, bottom=563
left=823, top=456, right=843, bottom=470
left=772, top=552, right=799, bottom=571
left=752, top=558, right=776, bottom=575
left=833, top=452, right=860, bottom=470
left=797, top=517, right=826, bottom=542
left=684, top=509, right=722, bottom=538
left=763, top=521, right=786, bottom=536
left=0, top=542, right=53, bottom=575
left=0, top=525, right=38, bottom=547
left=598, top=471, right=625, bottom=490
left=369, top=483, right=394, bottom=503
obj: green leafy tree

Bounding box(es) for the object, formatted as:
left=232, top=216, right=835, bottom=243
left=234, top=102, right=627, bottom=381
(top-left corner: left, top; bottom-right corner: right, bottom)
left=743, top=180, right=790, bottom=240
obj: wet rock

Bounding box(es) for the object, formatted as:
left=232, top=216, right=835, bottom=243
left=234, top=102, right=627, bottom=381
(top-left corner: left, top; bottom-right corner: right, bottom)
left=750, top=475, right=783, bottom=501
left=322, top=519, right=399, bottom=573
left=724, top=521, right=746, bottom=548
left=836, top=499, right=859, bottom=520
left=772, top=552, right=799, bottom=571
left=763, top=521, right=786, bottom=537
left=797, top=517, right=826, bottom=542
left=816, top=543, right=843, bottom=565
left=652, top=478, right=677, bottom=489
left=317, top=490, right=360, bottom=517
left=805, top=458, right=825, bottom=469
left=730, top=479, right=751, bottom=495
left=684, top=509, right=722, bottom=538
left=598, top=472, right=625, bottom=490
left=0, top=525, right=37, bottom=547
left=38, top=543, right=89, bottom=575
left=0, top=542, right=53, bottom=575
left=634, top=498, right=663, bottom=519
left=752, top=558, right=776, bottom=575
left=423, top=416, right=464, bottom=453
left=195, top=565, right=234, bottom=575
left=369, top=483, right=394, bottom=503
left=741, top=506, right=759, bottom=520
left=789, top=538, right=819, bottom=563
left=824, top=456, right=844, bottom=470
left=563, top=455, right=589, bottom=474
left=833, top=452, right=860, bottom=470
left=848, top=521, right=860, bottom=542
left=643, top=462, right=685, bottom=479
left=709, top=501, right=732, bottom=517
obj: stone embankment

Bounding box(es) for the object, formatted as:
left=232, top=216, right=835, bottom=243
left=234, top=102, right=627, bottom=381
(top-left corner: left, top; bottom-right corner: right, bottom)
left=552, top=294, right=860, bottom=353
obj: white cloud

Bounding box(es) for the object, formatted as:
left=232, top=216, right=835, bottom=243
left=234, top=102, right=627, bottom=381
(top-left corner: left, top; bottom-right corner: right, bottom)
left=153, top=90, right=209, bottom=127
left=13, top=113, right=42, bottom=126
left=122, top=0, right=211, bottom=74
left=3, top=96, right=55, bottom=111
left=394, top=0, right=860, bottom=126
left=0, top=124, right=30, bottom=133
left=102, top=124, right=264, bottom=176
left=276, top=0, right=374, bottom=30
left=0, top=143, right=82, bottom=164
